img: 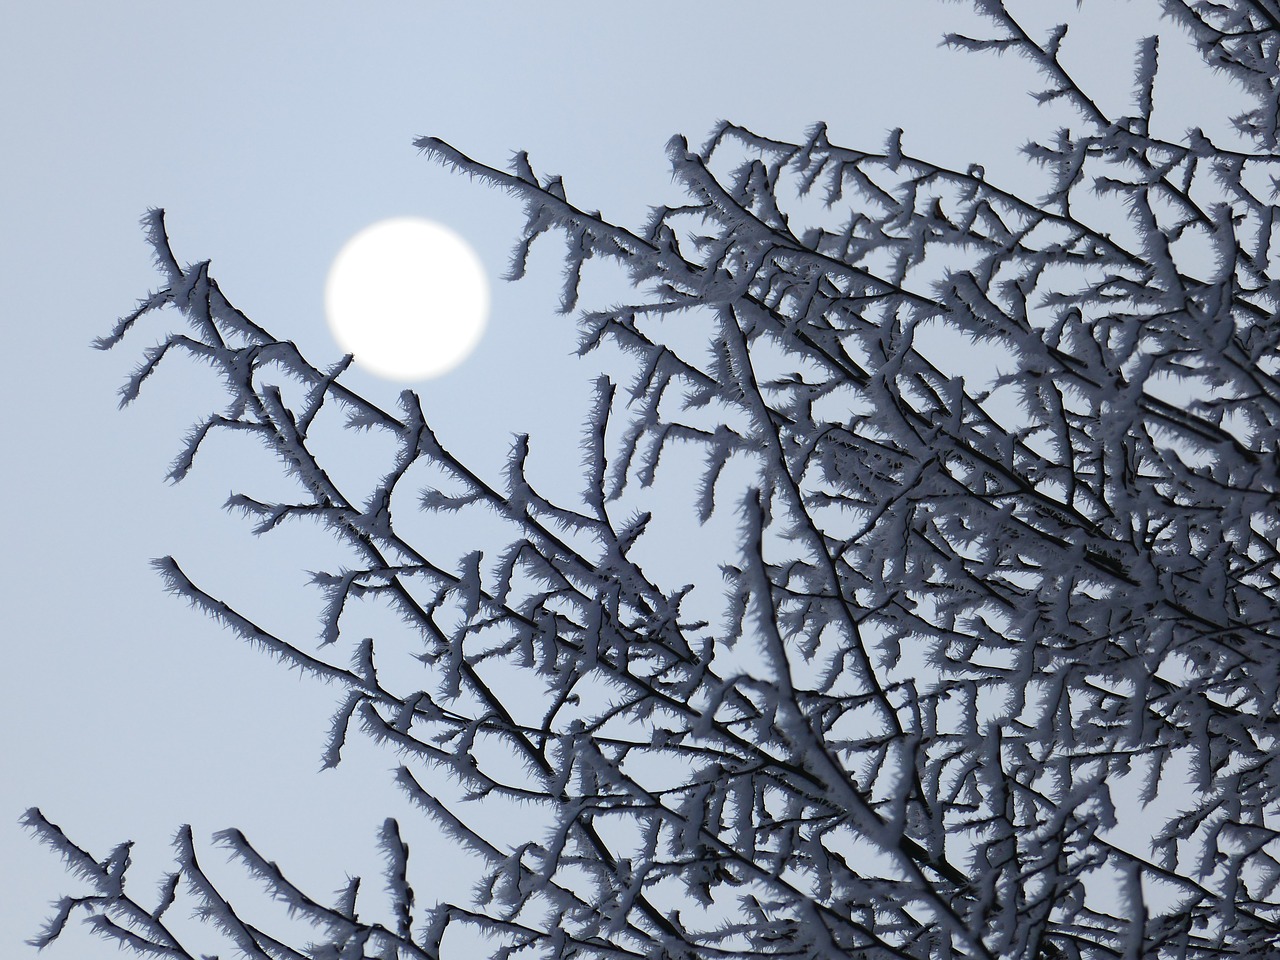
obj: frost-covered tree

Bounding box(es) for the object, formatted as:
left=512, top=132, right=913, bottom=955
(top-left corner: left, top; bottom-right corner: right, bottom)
left=26, top=1, right=1280, bottom=957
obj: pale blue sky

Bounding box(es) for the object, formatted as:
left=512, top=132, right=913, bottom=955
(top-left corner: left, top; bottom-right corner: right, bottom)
left=2, top=2, right=1209, bottom=955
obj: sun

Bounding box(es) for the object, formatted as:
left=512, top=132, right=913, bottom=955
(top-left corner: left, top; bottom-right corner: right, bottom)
left=324, top=217, right=489, bottom=381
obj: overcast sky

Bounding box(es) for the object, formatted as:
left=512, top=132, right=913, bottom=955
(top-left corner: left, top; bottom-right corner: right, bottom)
left=1, top=2, right=1224, bottom=955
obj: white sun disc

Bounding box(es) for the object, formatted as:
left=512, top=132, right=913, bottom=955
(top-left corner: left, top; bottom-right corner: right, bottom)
left=325, top=217, right=489, bottom=381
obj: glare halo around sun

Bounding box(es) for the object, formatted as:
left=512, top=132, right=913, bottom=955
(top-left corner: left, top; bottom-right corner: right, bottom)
left=325, top=217, right=489, bottom=381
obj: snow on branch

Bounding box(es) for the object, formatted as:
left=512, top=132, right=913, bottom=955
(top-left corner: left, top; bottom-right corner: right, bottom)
left=31, top=2, right=1280, bottom=958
